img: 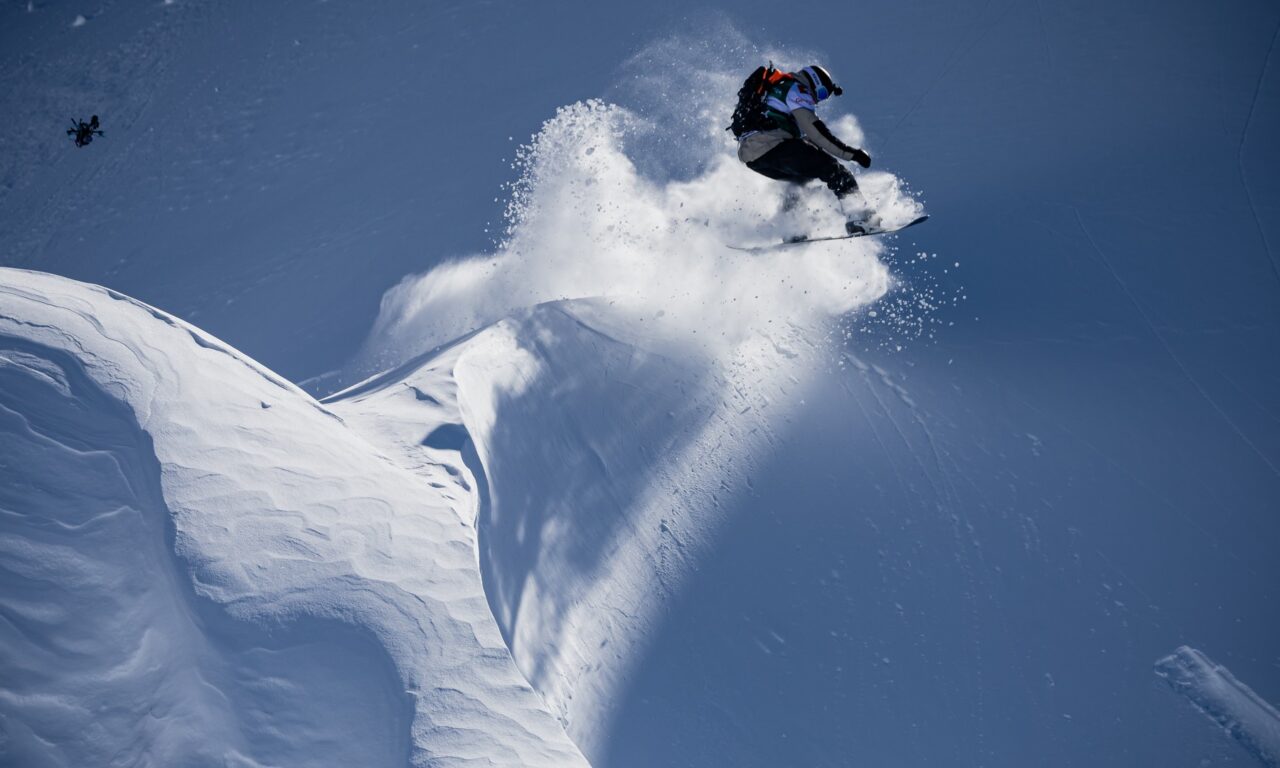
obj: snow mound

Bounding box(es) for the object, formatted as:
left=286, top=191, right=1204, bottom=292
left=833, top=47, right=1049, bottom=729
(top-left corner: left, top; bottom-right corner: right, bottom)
left=1155, top=646, right=1280, bottom=766
left=329, top=297, right=827, bottom=760
left=0, top=268, right=587, bottom=767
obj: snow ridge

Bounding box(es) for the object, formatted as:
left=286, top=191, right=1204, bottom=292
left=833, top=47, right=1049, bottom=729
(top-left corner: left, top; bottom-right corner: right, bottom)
left=0, top=268, right=587, bottom=767
left=328, top=298, right=832, bottom=760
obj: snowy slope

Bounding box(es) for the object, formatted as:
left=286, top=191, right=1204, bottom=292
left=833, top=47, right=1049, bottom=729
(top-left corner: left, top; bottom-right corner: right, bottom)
left=4, top=1, right=1280, bottom=766
left=331, top=28, right=1280, bottom=763
left=0, top=268, right=587, bottom=767
left=329, top=300, right=832, bottom=757
left=336, top=289, right=1280, bottom=768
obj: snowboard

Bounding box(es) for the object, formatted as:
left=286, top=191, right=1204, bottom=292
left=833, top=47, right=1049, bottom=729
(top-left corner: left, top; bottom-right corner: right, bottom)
left=727, top=214, right=929, bottom=253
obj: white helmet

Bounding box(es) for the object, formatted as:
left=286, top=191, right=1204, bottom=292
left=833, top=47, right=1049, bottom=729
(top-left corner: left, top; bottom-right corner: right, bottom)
left=797, top=65, right=843, bottom=101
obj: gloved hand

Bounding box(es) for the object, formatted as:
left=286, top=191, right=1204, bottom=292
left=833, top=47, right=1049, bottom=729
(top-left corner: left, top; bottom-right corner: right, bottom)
left=848, top=148, right=871, bottom=168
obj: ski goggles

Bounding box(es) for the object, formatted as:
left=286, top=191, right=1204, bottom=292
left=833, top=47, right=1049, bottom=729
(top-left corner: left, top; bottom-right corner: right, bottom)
left=814, top=82, right=844, bottom=101
left=803, top=67, right=844, bottom=101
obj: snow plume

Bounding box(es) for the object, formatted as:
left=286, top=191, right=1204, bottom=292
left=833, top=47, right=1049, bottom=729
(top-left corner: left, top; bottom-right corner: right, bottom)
left=358, top=33, right=923, bottom=374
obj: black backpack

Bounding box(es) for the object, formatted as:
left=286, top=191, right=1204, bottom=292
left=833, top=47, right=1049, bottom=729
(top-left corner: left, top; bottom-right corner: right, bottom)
left=728, top=64, right=792, bottom=138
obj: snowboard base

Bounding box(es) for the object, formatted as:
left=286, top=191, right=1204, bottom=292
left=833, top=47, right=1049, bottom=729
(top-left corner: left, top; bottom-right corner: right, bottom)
left=727, top=214, right=929, bottom=253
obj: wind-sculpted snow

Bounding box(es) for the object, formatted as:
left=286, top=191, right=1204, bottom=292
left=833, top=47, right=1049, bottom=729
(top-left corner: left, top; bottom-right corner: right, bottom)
left=1155, top=646, right=1280, bottom=766
left=331, top=299, right=835, bottom=760
left=0, top=269, right=588, bottom=767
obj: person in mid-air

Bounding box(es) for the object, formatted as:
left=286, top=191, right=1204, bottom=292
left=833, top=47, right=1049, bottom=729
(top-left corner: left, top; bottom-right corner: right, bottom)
left=732, top=65, right=877, bottom=234
left=67, top=115, right=102, bottom=147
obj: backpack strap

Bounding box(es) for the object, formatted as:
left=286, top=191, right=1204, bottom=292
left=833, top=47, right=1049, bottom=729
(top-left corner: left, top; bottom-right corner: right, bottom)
left=761, top=76, right=802, bottom=138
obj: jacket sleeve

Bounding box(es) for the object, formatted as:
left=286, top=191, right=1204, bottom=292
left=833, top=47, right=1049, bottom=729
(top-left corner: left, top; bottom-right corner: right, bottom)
left=792, top=108, right=859, bottom=161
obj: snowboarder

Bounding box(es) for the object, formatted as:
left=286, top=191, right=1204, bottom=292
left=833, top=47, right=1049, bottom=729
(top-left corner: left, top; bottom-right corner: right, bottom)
left=67, top=115, right=102, bottom=147
left=731, top=65, right=877, bottom=234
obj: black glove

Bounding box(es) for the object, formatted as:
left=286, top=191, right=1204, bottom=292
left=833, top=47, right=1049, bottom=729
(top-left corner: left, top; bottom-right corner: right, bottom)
left=849, top=148, right=871, bottom=168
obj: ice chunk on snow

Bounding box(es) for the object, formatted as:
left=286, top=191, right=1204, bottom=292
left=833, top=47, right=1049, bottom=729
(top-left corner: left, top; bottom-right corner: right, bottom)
left=1155, top=645, right=1280, bottom=767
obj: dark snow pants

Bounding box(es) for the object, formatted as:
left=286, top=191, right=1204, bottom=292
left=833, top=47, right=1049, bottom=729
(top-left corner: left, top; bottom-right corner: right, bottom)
left=746, top=139, right=859, bottom=199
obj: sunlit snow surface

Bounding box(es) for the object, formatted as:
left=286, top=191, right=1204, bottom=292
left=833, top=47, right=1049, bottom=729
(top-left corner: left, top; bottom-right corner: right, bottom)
left=0, top=270, right=588, bottom=767
left=3, top=1, right=1280, bottom=766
